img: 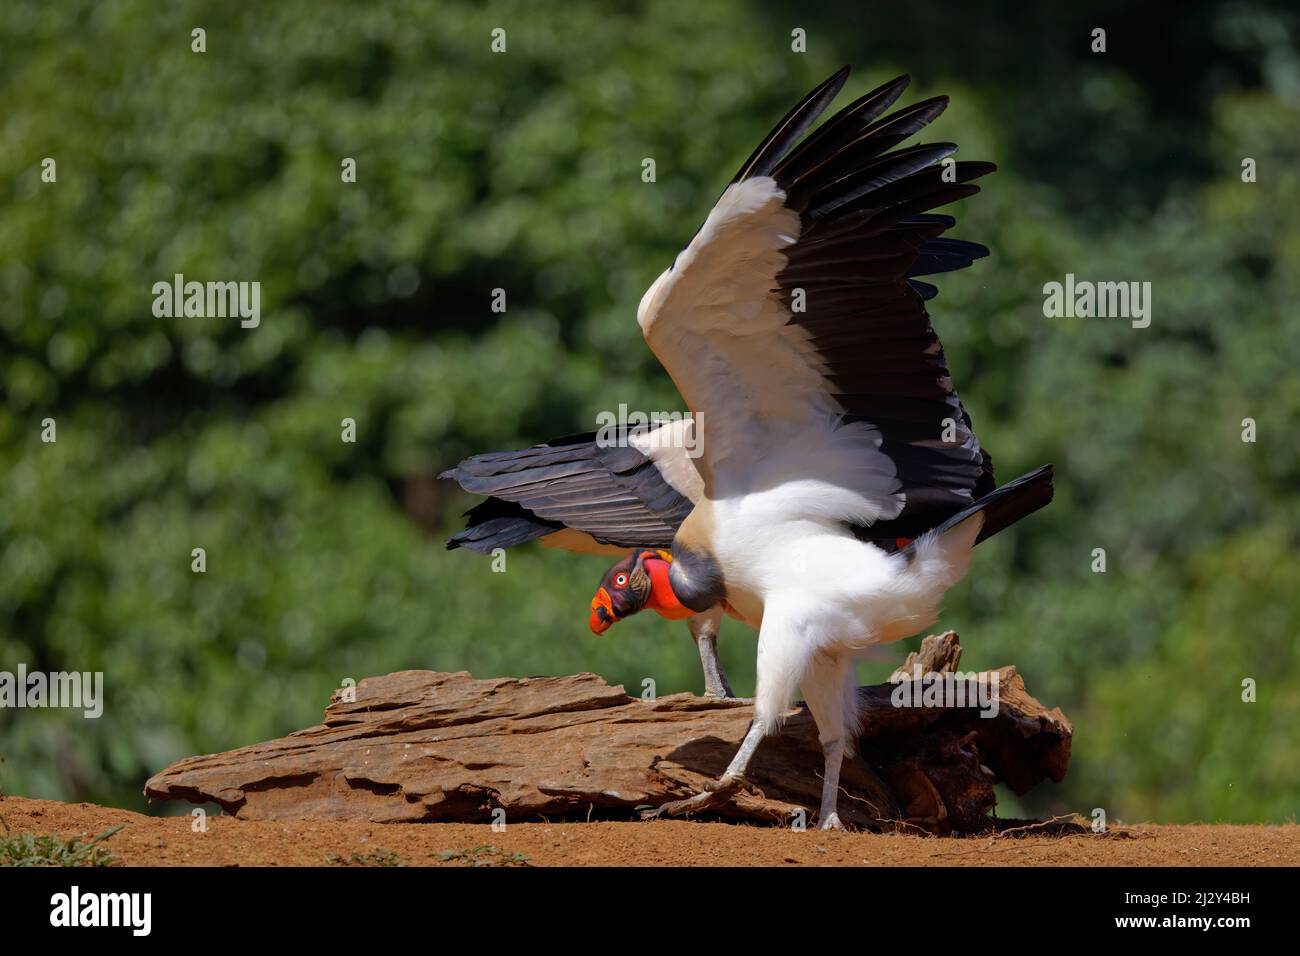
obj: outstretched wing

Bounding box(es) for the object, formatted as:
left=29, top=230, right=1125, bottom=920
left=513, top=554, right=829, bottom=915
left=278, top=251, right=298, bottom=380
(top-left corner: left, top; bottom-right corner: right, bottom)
left=441, top=422, right=702, bottom=556
left=639, top=67, right=995, bottom=537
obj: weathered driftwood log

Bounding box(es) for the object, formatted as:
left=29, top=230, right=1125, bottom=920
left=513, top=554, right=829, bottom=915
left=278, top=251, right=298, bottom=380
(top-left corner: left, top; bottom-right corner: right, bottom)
left=145, top=631, right=1071, bottom=833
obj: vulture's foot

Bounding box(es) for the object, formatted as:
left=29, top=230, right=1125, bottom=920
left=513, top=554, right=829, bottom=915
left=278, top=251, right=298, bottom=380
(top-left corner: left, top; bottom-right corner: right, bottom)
left=643, top=774, right=746, bottom=819
left=817, top=811, right=845, bottom=831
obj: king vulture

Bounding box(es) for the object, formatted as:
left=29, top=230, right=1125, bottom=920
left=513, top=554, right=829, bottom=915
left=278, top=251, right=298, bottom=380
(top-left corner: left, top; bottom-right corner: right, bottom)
left=442, top=66, right=1054, bottom=828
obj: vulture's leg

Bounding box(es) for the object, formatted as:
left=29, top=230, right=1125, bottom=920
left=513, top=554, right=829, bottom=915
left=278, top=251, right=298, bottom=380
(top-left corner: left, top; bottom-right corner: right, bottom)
left=647, top=607, right=803, bottom=819
left=800, top=654, right=859, bottom=831
left=688, top=607, right=733, bottom=698
left=647, top=719, right=766, bottom=818
left=817, top=741, right=846, bottom=830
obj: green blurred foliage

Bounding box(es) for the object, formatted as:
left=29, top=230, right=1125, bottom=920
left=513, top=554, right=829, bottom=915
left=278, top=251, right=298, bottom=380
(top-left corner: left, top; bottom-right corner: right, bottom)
left=1, top=0, right=1297, bottom=824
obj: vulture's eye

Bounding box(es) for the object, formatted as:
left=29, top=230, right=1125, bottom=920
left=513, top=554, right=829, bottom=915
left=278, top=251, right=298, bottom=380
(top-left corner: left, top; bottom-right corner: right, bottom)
left=615, top=574, right=628, bottom=587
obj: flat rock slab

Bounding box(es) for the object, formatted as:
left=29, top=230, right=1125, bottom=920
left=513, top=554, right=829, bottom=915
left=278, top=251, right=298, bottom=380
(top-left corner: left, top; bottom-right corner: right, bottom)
left=145, top=632, right=1071, bottom=832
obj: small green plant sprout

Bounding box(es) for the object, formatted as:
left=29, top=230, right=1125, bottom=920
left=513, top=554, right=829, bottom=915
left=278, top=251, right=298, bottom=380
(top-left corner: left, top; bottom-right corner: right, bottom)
left=0, top=815, right=124, bottom=867
left=437, top=844, right=531, bottom=867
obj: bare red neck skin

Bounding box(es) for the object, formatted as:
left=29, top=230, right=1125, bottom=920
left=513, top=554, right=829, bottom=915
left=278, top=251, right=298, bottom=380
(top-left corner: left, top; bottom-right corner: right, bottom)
left=643, top=556, right=694, bottom=620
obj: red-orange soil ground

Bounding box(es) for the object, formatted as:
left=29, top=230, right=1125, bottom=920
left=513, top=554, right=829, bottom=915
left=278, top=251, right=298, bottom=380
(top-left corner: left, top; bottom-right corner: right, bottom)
left=3, top=796, right=1296, bottom=866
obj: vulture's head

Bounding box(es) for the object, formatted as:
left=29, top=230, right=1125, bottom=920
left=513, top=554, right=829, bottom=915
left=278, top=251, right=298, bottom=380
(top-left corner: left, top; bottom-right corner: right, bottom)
left=589, top=549, right=684, bottom=634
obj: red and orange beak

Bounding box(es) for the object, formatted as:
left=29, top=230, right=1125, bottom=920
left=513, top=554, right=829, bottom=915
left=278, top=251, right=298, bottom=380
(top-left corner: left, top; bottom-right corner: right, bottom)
left=589, top=587, right=615, bottom=635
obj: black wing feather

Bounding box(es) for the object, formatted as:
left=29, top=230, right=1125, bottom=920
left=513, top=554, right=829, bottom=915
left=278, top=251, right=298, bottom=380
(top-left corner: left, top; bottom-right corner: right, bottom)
left=730, top=65, right=850, bottom=184
left=737, top=68, right=1009, bottom=536
left=442, top=430, right=694, bottom=554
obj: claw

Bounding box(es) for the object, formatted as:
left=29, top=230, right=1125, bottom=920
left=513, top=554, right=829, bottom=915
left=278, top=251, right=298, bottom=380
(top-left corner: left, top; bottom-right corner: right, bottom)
left=644, top=774, right=745, bottom=819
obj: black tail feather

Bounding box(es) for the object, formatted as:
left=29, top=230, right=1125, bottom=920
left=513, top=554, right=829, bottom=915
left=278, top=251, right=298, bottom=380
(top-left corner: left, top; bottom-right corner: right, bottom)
left=907, top=464, right=1054, bottom=556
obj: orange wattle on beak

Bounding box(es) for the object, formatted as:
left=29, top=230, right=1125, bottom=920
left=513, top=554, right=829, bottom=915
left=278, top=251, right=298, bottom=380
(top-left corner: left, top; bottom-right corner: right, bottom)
left=589, top=587, right=614, bottom=635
